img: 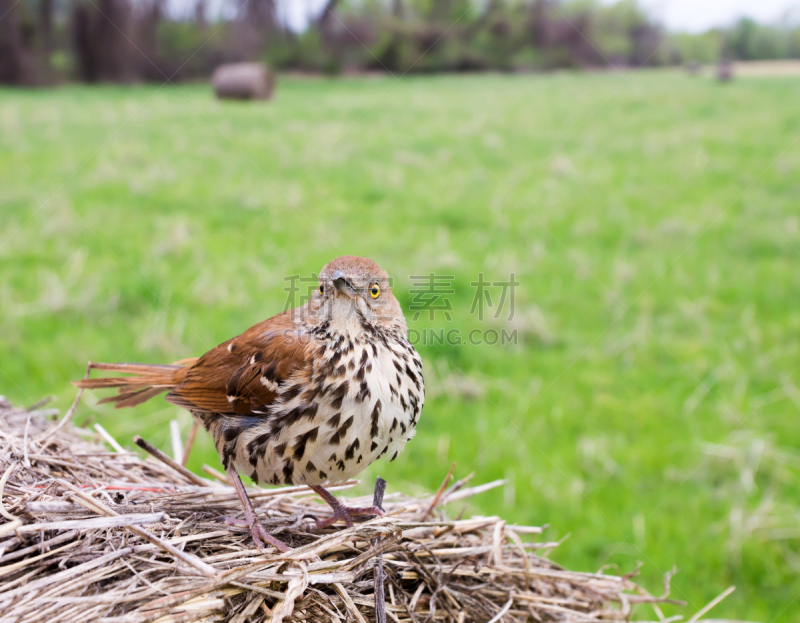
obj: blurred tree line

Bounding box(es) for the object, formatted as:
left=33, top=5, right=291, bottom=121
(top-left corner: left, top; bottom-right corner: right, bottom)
left=1, top=0, right=799, bottom=85
left=674, top=17, right=800, bottom=64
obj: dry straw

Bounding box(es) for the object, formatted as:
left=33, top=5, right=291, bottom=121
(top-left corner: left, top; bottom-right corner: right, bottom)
left=0, top=397, right=726, bottom=622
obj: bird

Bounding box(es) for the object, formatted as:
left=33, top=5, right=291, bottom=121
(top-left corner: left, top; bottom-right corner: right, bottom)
left=73, top=256, right=425, bottom=551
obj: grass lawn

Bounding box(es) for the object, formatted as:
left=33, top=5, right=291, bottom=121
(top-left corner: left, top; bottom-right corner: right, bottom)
left=1, top=70, right=799, bottom=621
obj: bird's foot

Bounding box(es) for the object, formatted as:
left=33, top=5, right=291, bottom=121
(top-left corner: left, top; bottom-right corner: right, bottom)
left=225, top=516, right=290, bottom=552
left=314, top=503, right=385, bottom=529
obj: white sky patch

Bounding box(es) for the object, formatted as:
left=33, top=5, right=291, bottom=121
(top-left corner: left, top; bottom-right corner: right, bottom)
left=277, top=0, right=329, bottom=32
left=169, top=0, right=800, bottom=33
left=604, top=0, right=800, bottom=32
left=165, top=0, right=328, bottom=30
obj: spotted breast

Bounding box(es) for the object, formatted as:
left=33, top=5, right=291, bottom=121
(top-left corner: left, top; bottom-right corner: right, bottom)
left=229, top=326, right=424, bottom=486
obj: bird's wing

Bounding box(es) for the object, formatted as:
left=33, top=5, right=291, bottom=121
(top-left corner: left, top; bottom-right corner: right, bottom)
left=165, top=311, right=313, bottom=416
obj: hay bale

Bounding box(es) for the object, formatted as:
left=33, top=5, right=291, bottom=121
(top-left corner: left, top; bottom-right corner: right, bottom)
left=0, top=397, right=688, bottom=622
left=212, top=62, right=273, bottom=100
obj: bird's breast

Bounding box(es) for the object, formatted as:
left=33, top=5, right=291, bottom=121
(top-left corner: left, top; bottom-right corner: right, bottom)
left=232, top=336, right=424, bottom=487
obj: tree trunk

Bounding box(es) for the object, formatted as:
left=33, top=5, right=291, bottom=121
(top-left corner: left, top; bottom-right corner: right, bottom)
left=316, top=0, right=341, bottom=34
left=39, top=0, right=54, bottom=61
left=0, top=0, right=37, bottom=84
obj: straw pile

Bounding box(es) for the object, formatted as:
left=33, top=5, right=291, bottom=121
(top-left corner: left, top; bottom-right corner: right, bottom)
left=0, top=397, right=682, bottom=623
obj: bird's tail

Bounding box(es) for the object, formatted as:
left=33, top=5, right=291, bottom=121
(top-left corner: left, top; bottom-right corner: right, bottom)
left=72, top=360, right=196, bottom=409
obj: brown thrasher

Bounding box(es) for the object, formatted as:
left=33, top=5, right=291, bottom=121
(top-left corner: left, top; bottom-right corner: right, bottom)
left=74, top=256, right=424, bottom=551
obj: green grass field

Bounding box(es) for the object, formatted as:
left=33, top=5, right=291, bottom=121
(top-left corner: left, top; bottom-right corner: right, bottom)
left=1, top=71, right=799, bottom=621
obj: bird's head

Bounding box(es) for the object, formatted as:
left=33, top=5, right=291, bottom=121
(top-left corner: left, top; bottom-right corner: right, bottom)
left=309, top=255, right=405, bottom=339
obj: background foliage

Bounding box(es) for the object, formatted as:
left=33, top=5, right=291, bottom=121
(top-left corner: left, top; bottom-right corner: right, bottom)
left=2, top=0, right=800, bottom=85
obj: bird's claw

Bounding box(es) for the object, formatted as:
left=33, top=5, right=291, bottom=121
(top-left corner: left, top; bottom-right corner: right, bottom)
left=224, top=516, right=290, bottom=552
left=314, top=504, right=385, bottom=529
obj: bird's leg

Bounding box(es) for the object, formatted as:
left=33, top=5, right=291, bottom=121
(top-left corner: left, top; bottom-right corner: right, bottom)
left=310, top=485, right=385, bottom=529
left=181, top=420, right=200, bottom=467
left=226, top=465, right=290, bottom=552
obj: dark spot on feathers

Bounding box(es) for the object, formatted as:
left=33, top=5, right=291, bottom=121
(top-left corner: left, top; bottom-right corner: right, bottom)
left=328, top=413, right=341, bottom=429
left=292, top=426, right=319, bottom=460
left=370, top=441, right=378, bottom=451
left=262, top=361, right=278, bottom=379
left=306, top=461, right=316, bottom=473
left=336, top=460, right=345, bottom=471
left=247, top=432, right=270, bottom=467
left=223, top=425, right=244, bottom=443
left=319, top=470, right=327, bottom=479
left=282, top=384, right=303, bottom=401
left=356, top=380, right=370, bottom=403
left=319, top=358, right=334, bottom=377
left=390, top=418, right=398, bottom=432
left=345, top=438, right=360, bottom=461
left=331, top=382, right=348, bottom=409
left=282, top=460, right=294, bottom=484
left=390, top=451, right=399, bottom=462
left=302, top=403, right=318, bottom=420
left=275, top=442, right=287, bottom=456
left=405, top=363, right=421, bottom=389
left=303, top=427, right=319, bottom=443
left=250, top=470, right=259, bottom=484
left=370, top=400, right=382, bottom=438
left=292, top=439, right=307, bottom=460
left=329, top=415, right=353, bottom=445
left=222, top=442, right=236, bottom=470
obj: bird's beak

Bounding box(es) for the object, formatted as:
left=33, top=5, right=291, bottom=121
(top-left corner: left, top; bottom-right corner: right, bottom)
left=331, top=270, right=356, bottom=298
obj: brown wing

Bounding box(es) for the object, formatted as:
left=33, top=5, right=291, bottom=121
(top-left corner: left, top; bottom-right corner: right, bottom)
left=166, top=311, right=312, bottom=416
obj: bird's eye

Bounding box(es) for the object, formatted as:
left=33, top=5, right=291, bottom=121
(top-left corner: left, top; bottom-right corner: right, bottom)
left=318, top=284, right=324, bottom=295
left=370, top=284, right=380, bottom=299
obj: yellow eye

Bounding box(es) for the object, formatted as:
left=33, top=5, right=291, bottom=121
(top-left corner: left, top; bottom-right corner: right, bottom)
left=318, top=284, right=324, bottom=295
left=370, top=284, right=380, bottom=299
